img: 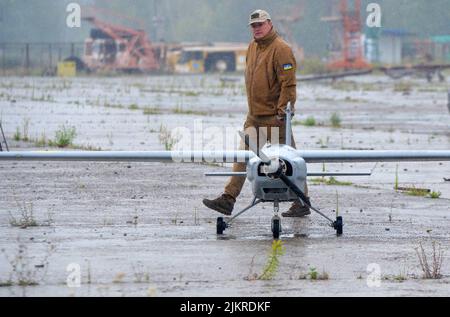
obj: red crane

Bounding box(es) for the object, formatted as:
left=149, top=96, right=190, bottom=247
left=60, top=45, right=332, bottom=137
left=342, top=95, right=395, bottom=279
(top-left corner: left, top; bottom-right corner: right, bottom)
left=82, top=6, right=160, bottom=73
left=327, top=0, right=371, bottom=70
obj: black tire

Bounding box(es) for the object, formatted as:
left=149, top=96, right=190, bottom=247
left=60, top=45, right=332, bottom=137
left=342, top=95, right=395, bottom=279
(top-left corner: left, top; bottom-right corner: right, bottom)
left=272, top=218, right=281, bottom=240
left=217, top=217, right=226, bottom=235
left=204, top=53, right=236, bottom=73
left=335, top=216, right=343, bottom=236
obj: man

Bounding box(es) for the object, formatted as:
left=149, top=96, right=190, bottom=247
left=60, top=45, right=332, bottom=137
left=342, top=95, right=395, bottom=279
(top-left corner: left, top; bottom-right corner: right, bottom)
left=203, top=9, right=311, bottom=217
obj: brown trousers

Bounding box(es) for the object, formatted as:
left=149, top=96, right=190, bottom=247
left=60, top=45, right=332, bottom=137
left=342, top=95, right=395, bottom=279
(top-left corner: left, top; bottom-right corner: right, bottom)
left=224, top=115, right=309, bottom=199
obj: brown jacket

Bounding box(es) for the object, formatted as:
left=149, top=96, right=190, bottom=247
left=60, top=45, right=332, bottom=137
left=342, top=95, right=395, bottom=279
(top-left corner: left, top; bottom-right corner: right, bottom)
left=245, top=28, right=297, bottom=117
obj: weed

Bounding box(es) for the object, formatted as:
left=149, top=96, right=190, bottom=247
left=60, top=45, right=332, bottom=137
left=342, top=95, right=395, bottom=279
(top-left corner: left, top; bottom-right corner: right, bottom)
left=143, top=107, right=161, bottom=115
left=310, top=177, right=353, bottom=186
left=9, top=199, right=53, bottom=229
left=404, top=187, right=430, bottom=197
left=35, top=132, right=47, bottom=147
left=429, top=191, right=441, bottom=199
left=296, top=116, right=317, bottom=127
left=13, top=127, right=21, bottom=141
left=394, top=164, right=399, bottom=191
left=300, top=267, right=329, bottom=280
left=106, top=132, right=114, bottom=147
left=159, top=124, right=179, bottom=151
left=415, top=241, right=444, bottom=279
left=309, top=267, right=318, bottom=280
left=86, top=260, right=92, bottom=285
left=171, top=211, right=179, bottom=226
left=49, top=125, right=77, bottom=148
left=0, top=281, right=13, bottom=287
left=1, top=242, right=54, bottom=287
left=18, top=118, right=31, bottom=142
left=382, top=273, right=408, bottom=282
left=330, top=112, right=342, bottom=128
left=393, top=273, right=408, bottom=282
left=317, top=136, right=330, bottom=148
left=128, top=104, right=139, bottom=111
left=132, top=262, right=151, bottom=283
left=184, top=91, right=200, bottom=97
left=9, top=201, right=37, bottom=228
left=394, top=82, right=413, bottom=93
left=173, top=105, right=207, bottom=116
left=258, top=240, right=285, bottom=281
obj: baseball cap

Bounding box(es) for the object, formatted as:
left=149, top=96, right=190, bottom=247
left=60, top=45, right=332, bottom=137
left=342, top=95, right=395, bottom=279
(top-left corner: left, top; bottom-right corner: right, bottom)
left=248, top=9, right=271, bottom=25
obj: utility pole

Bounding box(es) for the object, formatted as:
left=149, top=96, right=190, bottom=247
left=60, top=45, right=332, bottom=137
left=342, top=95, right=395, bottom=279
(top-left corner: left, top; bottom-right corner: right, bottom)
left=152, top=0, right=165, bottom=42
left=0, top=2, right=4, bottom=75
left=323, top=0, right=371, bottom=70
left=0, top=2, right=4, bottom=40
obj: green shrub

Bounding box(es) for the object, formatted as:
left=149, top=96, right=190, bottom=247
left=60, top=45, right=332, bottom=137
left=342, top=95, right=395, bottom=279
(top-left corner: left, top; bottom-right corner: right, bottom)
left=303, top=116, right=317, bottom=126
left=51, top=125, right=77, bottom=148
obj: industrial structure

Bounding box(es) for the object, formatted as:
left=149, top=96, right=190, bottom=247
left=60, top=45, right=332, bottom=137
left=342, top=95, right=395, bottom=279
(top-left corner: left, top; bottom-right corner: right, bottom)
left=81, top=6, right=160, bottom=73
left=322, top=0, right=371, bottom=70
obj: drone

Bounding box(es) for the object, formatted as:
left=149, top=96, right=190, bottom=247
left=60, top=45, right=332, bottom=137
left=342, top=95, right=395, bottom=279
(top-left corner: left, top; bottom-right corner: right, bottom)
left=1, top=105, right=450, bottom=239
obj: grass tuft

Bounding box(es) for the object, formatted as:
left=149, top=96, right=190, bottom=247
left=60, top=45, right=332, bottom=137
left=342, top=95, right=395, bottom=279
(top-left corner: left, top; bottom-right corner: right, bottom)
left=258, top=240, right=285, bottom=281
left=310, top=177, right=353, bottom=186
left=49, top=125, right=77, bottom=148
left=330, top=112, right=342, bottom=128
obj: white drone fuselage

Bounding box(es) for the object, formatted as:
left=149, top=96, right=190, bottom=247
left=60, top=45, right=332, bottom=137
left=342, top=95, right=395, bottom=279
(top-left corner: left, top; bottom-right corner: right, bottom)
left=246, top=144, right=307, bottom=202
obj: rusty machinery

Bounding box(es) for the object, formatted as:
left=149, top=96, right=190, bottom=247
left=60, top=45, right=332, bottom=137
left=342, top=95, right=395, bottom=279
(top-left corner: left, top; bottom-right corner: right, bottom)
left=81, top=6, right=160, bottom=73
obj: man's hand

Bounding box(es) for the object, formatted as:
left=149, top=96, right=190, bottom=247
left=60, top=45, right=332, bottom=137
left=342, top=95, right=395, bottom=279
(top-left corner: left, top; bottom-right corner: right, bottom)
left=276, top=112, right=294, bottom=125
left=276, top=115, right=285, bottom=126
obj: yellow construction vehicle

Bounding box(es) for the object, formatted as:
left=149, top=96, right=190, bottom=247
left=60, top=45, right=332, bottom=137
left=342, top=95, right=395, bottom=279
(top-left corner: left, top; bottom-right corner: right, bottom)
left=168, top=43, right=248, bottom=73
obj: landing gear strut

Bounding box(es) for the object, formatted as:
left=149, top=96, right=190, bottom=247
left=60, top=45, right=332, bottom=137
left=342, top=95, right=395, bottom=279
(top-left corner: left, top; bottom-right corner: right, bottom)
left=216, top=198, right=262, bottom=236
left=277, top=173, right=344, bottom=236
left=215, top=173, right=345, bottom=237
left=216, top=198, right=284, bottom=239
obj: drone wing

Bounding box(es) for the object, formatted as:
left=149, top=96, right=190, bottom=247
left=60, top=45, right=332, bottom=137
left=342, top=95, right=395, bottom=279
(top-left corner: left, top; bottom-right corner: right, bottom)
left=298, top=150, right=450, bottom=163
left=0, top=150, right=254, bottom=163
left=1, top=150, right=450, bottom=163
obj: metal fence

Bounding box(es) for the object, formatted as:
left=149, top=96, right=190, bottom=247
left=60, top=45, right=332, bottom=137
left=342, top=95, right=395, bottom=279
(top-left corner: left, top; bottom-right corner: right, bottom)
left=0, top=42, right=84, bottom=75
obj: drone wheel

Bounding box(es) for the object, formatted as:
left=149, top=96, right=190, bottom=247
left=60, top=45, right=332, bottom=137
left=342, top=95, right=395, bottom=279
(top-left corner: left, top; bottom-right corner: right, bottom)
left=272, top=218, right=281, bottom=240
left=217, top=217, right=226, bottom=235
left=335, top=216, right=343, bottom=236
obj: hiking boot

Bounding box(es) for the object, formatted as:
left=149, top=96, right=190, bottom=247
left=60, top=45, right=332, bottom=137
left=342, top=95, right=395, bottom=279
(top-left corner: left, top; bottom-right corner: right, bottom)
left=282, top=199, right=311, bottom=218
left=203, top=194, right=236, bottom=216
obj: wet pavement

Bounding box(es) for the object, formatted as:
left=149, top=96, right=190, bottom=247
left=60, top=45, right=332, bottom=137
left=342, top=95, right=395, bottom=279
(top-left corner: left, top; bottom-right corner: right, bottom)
left=0, top=74, right=449, bottom=296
